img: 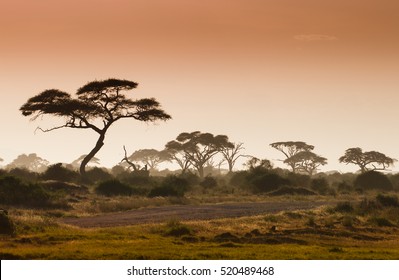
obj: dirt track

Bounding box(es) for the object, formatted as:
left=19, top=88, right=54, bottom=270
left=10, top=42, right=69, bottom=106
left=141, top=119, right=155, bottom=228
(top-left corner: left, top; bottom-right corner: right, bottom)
left=61, top=200, right=336, bottom=228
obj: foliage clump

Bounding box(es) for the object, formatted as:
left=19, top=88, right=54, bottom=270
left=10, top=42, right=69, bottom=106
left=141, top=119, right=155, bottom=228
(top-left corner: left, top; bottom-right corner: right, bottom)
left=148, top=175, right=190, bottom=197
left=95, top=179, right=133, bottom=196
left=354, top=171, right=393, bottom=191
left=0, top=176, right=52, bottom=208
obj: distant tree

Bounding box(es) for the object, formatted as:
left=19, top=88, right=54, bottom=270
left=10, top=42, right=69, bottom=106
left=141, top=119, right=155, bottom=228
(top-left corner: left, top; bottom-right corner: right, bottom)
left=128, top=149, right=169, bottom=171
left=220, top=142, right=247, bottom=173
left=339, top=147, right=396, bottom=173
left=166, top=131, right=233, bottom=178
left=270, top=141, right=314, bottom=172
left=244, top=157, right=273, bottom=172
left=163, top=142, right=192, bottom=174
left=20, top=78, right=171, bottom=175
left=6, top=153, right=49, bottom=172
left=70, top=155, right=100, bottom=169
left=284, top=151, right=327, bottom=175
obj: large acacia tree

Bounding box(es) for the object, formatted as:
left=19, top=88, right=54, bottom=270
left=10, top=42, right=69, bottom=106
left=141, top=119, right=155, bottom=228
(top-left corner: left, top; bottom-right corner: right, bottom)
left=284, top=151, right=327, bottom=175
left=270, top=141, right=314, bottom=172
left=166, top=131, right=233, bottom=178
left=20, top=78, right=171, bottom=175
left=339, top=147, right=396, bottom=173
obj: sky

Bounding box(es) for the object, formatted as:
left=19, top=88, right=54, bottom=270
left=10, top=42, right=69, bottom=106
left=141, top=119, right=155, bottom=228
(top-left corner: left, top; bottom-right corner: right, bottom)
left=1, top=0, right=399, bottom=173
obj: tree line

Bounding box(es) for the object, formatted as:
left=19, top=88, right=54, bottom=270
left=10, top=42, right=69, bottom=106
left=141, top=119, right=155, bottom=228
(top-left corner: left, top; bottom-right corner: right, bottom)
left=12, top=78, right=396, bottom=177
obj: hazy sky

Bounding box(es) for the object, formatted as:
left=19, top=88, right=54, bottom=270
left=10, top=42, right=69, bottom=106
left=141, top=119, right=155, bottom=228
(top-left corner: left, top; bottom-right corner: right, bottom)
left=1, top=0, right=399, bottom=172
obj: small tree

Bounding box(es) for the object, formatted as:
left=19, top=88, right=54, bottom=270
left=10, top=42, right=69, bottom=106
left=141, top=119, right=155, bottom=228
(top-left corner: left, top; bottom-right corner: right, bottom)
left=270, top=141, right=314, bottom=172
left=284, top=151, right=327, bottom=175
left=339, top=147, right=396, bottom=173
left=166, top=131, right=233, bottom=178
left=220, top=142, right=247, bottom=173
left=20, top=78, right=171, bottom=175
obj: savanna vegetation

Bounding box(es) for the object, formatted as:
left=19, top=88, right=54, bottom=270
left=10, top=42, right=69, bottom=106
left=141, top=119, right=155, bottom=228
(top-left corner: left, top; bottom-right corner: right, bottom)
left=1, top=78, right=398, bottom=260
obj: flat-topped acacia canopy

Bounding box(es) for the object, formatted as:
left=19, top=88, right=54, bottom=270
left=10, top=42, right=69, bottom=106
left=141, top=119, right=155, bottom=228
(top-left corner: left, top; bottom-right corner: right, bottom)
left=20, top=78, right=171, bottom=175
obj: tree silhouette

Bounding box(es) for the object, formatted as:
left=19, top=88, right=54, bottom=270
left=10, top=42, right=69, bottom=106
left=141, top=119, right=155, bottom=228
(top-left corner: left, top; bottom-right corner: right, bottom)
left=163, top=143, right=192, bottom=174
left=71, top=155, right=100, bottom=169
left=20, top=78, right=171, bottom=175
left=166, top=131, right=233, bottom=178
left=339, top=147, right=396, bottom=173
left=270, top=141, right=314, bottom=172
left=284, top=151, right=327, bottom=175
left=128, top=149, right=169, bottom=171
left=6, top=153, right=49, bottom=172
left=220, top=142, right=247, bottom=173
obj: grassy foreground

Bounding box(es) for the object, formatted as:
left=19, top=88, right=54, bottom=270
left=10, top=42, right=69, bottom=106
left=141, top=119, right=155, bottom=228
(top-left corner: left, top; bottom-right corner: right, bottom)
left=1, top=205, right=399, bottom=260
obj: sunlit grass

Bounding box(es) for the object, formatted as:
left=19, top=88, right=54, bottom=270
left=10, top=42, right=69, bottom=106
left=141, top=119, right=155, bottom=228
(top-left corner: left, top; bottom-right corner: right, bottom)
left=2, top=206, right=399, bottom=260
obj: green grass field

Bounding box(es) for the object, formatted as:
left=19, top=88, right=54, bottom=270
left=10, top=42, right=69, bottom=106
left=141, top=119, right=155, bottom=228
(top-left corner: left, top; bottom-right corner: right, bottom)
left=2, top=203, right=399, bottom=260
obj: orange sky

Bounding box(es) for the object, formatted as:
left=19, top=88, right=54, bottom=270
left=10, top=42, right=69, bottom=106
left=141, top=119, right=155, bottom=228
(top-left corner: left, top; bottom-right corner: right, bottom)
left=1, top=0, right=399, bottom=172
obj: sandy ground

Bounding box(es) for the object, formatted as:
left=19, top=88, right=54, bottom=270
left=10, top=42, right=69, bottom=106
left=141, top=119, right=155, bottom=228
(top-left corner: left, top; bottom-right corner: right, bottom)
left=61, top=200, right=336, bottom=228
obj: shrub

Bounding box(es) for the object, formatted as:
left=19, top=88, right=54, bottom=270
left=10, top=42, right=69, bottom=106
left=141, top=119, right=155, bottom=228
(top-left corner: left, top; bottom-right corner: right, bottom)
left=286, top=173, right=311, bottom=188
left=200, top=176, right=218, bottom=188
left=354, top=171, right=393, bottom=191
left=85, top=167, right=113, bottom=183
left=337, top=181, right=353, bottom=193
left=333, top=202, right=354, bottom=213
left=42, top=163, right=79, bottom=182
left=229, top=171, right=249, bottom=188
left=117, top=170, right=151, bottom=187
left=95, top=179, right=132, bottom=196
left=249, top=172, right=290, bottom=193
left=368, top=217, right=395, bottom=227
left=376, top=194, right=399, bottom=207
left=310, top=178, right=330, bottom=195
left=0, top=210, right=15, bottom=236
left=164, top=220, right=192, bottom=237
left=0, top=176, right=51, bottom=208
left=148, top=175, right=190, bottom=197
left=7, top=168, right=38, bottom=182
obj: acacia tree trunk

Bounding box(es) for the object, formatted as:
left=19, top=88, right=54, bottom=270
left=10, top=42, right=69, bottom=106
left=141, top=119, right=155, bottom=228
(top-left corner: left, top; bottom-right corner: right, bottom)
left=80, top=132, right=105, bottom=175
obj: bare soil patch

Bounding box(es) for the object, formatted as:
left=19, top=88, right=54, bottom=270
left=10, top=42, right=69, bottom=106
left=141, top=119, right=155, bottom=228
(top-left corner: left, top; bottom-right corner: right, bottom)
left=61, top=200, right=335, bottom=228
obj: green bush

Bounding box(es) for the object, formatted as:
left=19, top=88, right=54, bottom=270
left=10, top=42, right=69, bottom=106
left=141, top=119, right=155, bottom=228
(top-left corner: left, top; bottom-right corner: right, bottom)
left=250, top=172, right=290, bottom=193
left=286, top=173, right=311, bottom=188
left=0, top=210, right=15, bottom=236
left=333, top=202, right=354, bottom=213
left=42, top=163, right=79, bottom=182
left=310, top=178, right=330, bottom=195
left=200, top=176, right=218, bottom=188
left=85, top=167, right=113, bottom=184
left=148, top=175, right=190, bottom=197
left=376, top=194, right=399, bottom=207
left=354, top=171, right=393, bottom=191
left=0, top=176, right=51, bottom=208
left=95, top=179, right=132, bottom=196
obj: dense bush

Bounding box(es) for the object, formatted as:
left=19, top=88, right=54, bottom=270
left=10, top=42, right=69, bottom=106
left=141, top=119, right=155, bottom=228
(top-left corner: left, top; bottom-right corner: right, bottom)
left=42, top=163, right=79, bottom=182
left=148, top=175, right=190, bottom=197
left=249, top=172, right=290, bottom=193
left=229, top=171, right=249, bottom=188
left=200, top=176, right=218, bottom=188
left=85, top=167, right=113, bottom=183
left=310, top=178, right=330, bottom=195
left=7, top=168, right=38, bottom=182
left=0, top=210, right=15, bottom=236
left=117, top=170, right=151, bottom=187
left=354, top=171, right=393, bottom=191
left=286, top=173, right=311, bottom=188
left=337, top=181, right=353, bottom=193
left=376, top=194, right=399, bottom=207
left=95, top=179, right=133, bottom=196
left=0, top=176, right=51, bottom=207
